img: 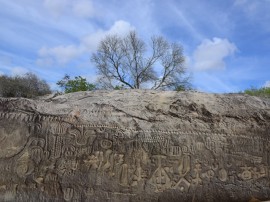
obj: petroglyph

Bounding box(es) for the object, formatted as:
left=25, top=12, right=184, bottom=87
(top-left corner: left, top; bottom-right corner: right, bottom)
left=0, top=90, right=270, bottom=201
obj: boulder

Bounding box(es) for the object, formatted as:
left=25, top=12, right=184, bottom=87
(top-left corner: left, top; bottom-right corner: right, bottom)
left=0, top=90, right=269, bottom=201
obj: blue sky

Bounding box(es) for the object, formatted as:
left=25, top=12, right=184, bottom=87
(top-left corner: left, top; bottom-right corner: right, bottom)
left=0, top=0, right=269, bottom=92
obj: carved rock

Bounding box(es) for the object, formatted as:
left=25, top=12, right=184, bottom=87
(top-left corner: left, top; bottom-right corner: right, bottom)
left=0, top=90, right=270, bottom=201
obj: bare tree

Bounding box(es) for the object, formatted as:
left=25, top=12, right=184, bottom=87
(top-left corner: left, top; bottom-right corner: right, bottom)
left=91, top=31, right=190, bottom=90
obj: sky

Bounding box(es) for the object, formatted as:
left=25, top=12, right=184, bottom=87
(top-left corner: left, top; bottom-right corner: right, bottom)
left=0, top=0, right=269, bottom=93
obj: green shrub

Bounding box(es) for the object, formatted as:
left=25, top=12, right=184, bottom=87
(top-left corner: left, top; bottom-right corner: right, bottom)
left=244, top=87, right=270, bottom=97
left=57, top=74, right=96, bottom=93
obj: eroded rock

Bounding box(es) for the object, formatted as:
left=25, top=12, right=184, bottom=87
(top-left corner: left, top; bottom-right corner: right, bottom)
left=0, top=90, right=270, bottom=201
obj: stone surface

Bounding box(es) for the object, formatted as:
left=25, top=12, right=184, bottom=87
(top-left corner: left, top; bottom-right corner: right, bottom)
left=0, top=90, right=270, bottom=202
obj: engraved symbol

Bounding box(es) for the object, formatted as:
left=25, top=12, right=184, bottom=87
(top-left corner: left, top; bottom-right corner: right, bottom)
left=63, top=187, right=74, bottom=201
left=120, top=163, right=129, bottom=186
left=202, top=169, right=215, bottom=180
left=30, top=146, right=43, bottom=165
left=102, top=149, right=113, bottom=172
left=16, top=151, right=33, bottom=178
left=84, top=155, right=99, bottom=170
left=169, top=146, right=182, bottom=156
left=192, top=162, right=202, bottom=185
left=85, top=187, right=94, bottom=198
left=238, top=166, right=252, bottom=180
left=100, top=139, right=112, bottom=149
left=177, top=155, right=191, bottom=177
left=196, top=142, right=204, bottom=151
left=149, top=155, right=171, bottom=192
left=63, top=145, right=76, bottom=157
left=218, top=168, right=228, bottom=182
left=29, top=138, right=45, bottom=165
left=174, top=178, right=191, bottom=192
left=131, top=159, right=142, bottom=186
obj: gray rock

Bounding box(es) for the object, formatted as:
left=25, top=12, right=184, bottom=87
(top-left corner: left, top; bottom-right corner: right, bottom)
left=0, top=90, right=270, bottom=201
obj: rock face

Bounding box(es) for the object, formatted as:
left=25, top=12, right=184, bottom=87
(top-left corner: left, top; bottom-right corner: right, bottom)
left=0, top=90, right=270, bottom=202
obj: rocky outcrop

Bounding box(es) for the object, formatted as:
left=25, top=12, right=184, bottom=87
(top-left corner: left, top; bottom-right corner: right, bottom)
left=0, top=90, right=270, bottom=201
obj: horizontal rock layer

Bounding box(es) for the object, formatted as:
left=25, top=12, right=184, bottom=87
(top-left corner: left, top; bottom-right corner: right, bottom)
left=0, top=90, right=270, bottom=201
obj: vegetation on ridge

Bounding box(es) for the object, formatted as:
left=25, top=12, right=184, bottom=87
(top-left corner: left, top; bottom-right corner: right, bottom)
left=56, top=74, right=96, bottom=93
left=243, top=86, right=270, bottom=97
left=0, top=72, right=51, bottom=98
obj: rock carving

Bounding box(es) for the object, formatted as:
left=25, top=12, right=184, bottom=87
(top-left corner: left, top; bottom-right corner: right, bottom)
left=0, top=90, right=270, bottom=201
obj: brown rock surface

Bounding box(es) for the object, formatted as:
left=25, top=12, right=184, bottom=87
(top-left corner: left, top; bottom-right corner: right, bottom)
left=0, top=90, right=270, bottom=201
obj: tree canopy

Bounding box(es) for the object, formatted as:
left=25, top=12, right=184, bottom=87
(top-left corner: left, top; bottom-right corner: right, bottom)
left=57, top=74, right=96, bottom=93
left=91, top=31, right=190, bottom=90
left=0, top=72, right=51, bottom=98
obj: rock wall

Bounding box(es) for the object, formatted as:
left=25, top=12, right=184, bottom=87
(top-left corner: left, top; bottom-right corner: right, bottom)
left=0, top=90, right=270, bottom=202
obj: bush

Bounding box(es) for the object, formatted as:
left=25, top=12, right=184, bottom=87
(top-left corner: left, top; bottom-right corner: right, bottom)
left=57, top=74, right=96, bottom=93
left=244, top=87, right=270, bottom=97
left=0, top=72, right=51, bottom=98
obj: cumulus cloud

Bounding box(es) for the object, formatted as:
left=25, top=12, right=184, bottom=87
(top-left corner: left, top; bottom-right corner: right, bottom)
left=193, top=38, right=237, bottom=71
left=107, top=20, right=135, bottom=36
left=37, top=20, right=135, bottom=65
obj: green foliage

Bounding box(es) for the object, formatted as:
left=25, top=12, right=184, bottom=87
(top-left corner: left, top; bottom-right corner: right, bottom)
left=0, top=72, right=51, bottom=98
left=114, top=85, right=125, bottom=90
left=175, top=85, right=187, bottom=92
left=57, top=74, right=96, bottom=93
left=174, top=83, right=193, bottom=91
left=244, top=86, right=270, bottom=97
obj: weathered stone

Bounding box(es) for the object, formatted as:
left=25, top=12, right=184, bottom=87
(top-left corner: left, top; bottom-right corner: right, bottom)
left=0, top=90, right=270, bottom=201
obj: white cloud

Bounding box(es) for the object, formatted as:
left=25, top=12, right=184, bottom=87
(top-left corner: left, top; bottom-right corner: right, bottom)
left=43, top=0, right=69, bottom=17
left=0, top=71, right=4, bottom=76
left=193, top=38, right=237, bottom=71
left=38, top=45, right=83, bottom=64
left=264, top=81, right=270, bottom=88
left=10, top=67, right=29, bottom=76
left=37, top=20, right=135, bottom=65
left=233, top=0, right=270, bottom=29
left=81, top=30, right=106, bottom=52
left=43, top=0, right=96, bottom=19
left=73, top=0, right=94, bottom=18
left=108, top=20, right=135, bottom=36
left=81, top=20, right=135, bottom=51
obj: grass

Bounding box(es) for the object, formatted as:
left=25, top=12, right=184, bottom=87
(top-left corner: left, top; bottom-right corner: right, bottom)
left=244, top=87, right=270, bottom=98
